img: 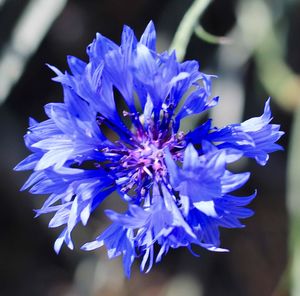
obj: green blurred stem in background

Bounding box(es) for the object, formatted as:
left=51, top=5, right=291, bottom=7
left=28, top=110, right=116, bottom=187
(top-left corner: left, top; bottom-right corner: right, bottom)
left=287, top=106, right=300, bottom=296
left=170, top=0, right=211, bottom=62
left=194, top=25, right=230, bottom=45
left=170, top=0, right=230, bottom=61
left=255, top=26, right=300, bottom=112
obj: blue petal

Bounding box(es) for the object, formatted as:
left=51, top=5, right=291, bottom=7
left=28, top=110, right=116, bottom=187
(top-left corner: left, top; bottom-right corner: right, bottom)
left=82, top=223, right=135, bottom=277
left=87, top=32, right=118, bottom=63
left=140, top=21, right=156, bottom=51
left=207, top=99, right=284, bottom=165
left=67, top=55, right=86, bottom=76
left=14, top=153, right=40, bottom=171
left=182, top=143, right=199, bottom=171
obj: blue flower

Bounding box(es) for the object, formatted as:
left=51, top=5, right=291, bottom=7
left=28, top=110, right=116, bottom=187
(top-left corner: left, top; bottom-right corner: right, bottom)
left=15, top=21, right=283, bottom=277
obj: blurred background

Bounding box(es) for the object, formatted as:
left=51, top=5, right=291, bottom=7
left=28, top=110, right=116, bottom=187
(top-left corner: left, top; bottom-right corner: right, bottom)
left=0, top=0, right=297, bottom=295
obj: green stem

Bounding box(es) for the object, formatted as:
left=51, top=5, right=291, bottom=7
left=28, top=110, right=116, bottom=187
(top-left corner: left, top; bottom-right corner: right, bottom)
left=194, top=24, right=230, bottom=45
left=287, top=106, right=300, bottom=296
left=169, top=0, right=212, bottom=62
left=255, top=27, right=300, bottom=111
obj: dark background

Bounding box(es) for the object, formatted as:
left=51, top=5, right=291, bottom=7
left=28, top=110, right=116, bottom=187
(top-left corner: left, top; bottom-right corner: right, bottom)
left=1, top=0, right=297, bottom=295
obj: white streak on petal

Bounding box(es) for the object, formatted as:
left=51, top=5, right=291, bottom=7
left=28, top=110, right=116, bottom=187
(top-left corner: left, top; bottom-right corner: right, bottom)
left=193, top=200, right=218, bottom=217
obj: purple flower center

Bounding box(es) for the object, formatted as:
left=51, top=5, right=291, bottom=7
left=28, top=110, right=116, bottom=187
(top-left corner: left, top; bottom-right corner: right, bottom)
left=100, top=112, right=185, bottom=198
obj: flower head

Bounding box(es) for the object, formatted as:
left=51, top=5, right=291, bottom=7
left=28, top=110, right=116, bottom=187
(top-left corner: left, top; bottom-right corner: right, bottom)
left=15, top=21, right=283, bottom=277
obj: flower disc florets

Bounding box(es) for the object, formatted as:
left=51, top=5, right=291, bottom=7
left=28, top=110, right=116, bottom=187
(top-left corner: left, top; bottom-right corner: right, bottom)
left=101, top=113, right=186, bottom=200
left=15, top=21, right=283, bottom=277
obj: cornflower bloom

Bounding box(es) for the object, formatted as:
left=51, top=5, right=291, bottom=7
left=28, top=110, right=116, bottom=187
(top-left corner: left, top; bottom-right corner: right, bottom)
left=15, top=21, right=283, bottom=277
